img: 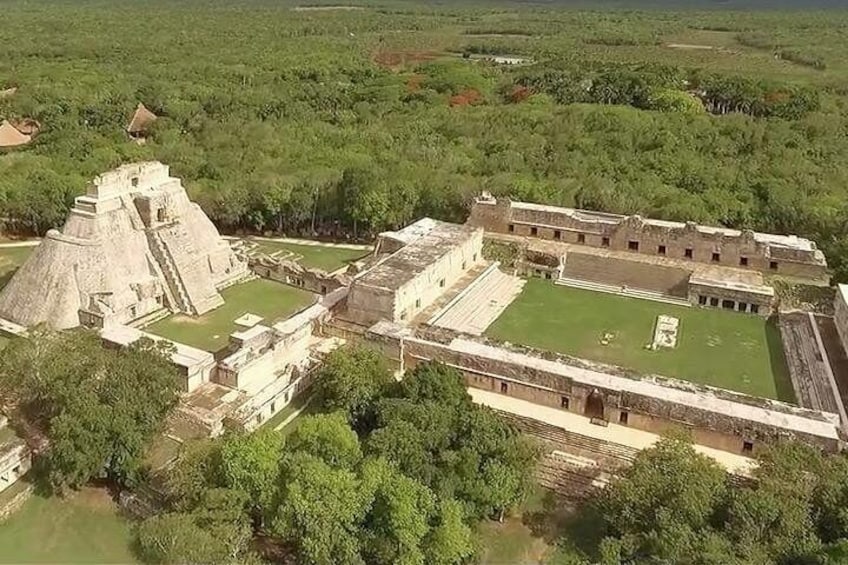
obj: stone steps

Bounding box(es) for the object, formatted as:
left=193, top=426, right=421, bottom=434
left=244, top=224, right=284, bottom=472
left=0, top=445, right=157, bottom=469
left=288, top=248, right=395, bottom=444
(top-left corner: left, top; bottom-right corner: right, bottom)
left=130, top=307, right=171, bottom=329
left=555, top=276, right=691, bottom=308
left=535, top=452, right=611, bottom=499
left=430, top=264, right=525, bottom=334
left=148, top=231, right=191, bottom=313
left=152, top=225, right=224, bottom=316
left=779, top=313, right=844, bottom=418
left=561, top=251, right=690, bottom=296
left=496, top=409, right=639, bottom=468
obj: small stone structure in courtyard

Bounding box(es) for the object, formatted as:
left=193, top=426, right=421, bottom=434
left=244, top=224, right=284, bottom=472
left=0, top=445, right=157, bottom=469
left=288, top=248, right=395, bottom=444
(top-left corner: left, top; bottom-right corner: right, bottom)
left=0, top=162, right=248, bottom=329
left=652, top=315, right=679, bottom=349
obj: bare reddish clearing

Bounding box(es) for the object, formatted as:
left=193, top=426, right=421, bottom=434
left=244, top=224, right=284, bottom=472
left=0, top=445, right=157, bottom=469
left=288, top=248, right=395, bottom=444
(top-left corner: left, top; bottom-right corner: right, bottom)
left=449, top=88, right=483, bottom=107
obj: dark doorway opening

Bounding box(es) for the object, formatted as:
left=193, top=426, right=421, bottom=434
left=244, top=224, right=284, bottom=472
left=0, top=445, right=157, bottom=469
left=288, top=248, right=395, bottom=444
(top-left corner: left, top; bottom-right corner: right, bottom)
left=584, top=389, right=605, bottom=420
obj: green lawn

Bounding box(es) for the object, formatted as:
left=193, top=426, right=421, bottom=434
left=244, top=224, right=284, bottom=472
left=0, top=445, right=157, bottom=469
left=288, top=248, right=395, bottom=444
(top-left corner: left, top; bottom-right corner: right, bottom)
left=250, top=240, right=367, bottom=272
left=147, top=279, right=314, bottom=352
left=475, top=486, right=591, bottom=565
left=487, top=279, right=793, bottom=401
left=0, top=246, right=33, bottom=289
left=0, top=487, right=136, bottom=564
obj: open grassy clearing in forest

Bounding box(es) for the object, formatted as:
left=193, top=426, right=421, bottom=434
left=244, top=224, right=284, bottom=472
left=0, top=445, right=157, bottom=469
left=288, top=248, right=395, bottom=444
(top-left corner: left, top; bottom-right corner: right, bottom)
left=475, top=485, right=593, bottom=565
left=147, top=279, right=314, bottom=352
left=248, top=240, right=368, bottom=272
left=486, top=279, right=793, bottom=401
left=0, top=486, right=136, bottom=564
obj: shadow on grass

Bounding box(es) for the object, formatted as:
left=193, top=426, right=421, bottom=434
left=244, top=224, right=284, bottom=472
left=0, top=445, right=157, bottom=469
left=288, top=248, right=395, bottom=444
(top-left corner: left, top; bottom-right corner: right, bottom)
left=766, top=316, right=797, bottom=403
left=522, top=489, right=606, bottom=562
left=0, top=267, right=19, bottom=290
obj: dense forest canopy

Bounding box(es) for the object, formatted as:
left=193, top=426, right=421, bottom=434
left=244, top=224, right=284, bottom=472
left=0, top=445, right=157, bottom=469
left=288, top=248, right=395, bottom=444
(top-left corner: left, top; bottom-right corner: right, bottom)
left=2, top=0, right=848, bottom=276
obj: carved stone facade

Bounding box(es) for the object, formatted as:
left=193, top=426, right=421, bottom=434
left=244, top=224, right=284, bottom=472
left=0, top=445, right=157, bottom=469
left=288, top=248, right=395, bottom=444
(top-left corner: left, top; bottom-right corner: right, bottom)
left=0, top=416, right=30, bottom=494
left=346, top=219, right=484, bottom=326
left=365, top=323, right=843, bottom=455
left=469, top=193, right=828, bottom=282
left=0, top=163, right=248, bottom=329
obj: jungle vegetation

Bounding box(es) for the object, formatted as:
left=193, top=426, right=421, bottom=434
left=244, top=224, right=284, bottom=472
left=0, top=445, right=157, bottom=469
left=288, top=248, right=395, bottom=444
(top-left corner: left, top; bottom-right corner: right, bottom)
left=2, top=1, right=848, bottom=276
left=135, top=349, right=538, bottom=564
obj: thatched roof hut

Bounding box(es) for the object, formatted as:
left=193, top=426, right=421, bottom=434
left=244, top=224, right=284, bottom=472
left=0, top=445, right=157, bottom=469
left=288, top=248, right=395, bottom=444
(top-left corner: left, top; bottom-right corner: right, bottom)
left=126, top=103, right=157, bottom=137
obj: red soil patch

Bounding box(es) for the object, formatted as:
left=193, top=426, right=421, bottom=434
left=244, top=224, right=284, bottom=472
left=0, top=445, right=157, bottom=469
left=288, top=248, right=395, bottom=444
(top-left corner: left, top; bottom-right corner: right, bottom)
left=507, top=85, right=532, bottom=104
left=449, top=88, right=483, bottom=107
left=406, top=74, right=423, bottom=93
left=372, top=50, right=440, bottom=70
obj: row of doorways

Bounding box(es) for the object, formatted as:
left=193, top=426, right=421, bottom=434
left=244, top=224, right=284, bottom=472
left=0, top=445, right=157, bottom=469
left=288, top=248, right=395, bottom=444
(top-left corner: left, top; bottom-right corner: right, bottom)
left=498, top=381, right=611, bottom=421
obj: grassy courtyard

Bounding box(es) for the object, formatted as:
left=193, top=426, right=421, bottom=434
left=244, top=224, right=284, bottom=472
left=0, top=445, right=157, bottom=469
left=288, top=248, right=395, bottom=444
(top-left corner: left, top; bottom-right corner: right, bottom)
left=487, top=279, right=794, bottom=401
left=0, top=246, right=33, bottom=290
left=0, top=487, right=136, bottom=564
left=147, top=278, right=314, bottom=352
left=249, top=240, right=367, bottom=272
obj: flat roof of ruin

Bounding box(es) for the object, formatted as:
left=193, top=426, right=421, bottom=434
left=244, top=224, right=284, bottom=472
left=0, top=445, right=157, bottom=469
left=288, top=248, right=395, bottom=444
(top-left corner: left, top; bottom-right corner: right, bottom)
left=101, top=324, right=214, bottom=369
left=355, top=219, right=479, bottom=292
left=486, top=197, right=818, bottom=253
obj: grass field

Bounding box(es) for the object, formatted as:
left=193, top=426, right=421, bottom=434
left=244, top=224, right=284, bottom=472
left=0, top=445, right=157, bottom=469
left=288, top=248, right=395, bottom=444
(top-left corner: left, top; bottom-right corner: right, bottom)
left=0, top=487, right=136, bottom=564
left=250, top=241, right=367, bottom=273
left=147, top=279, right=314, bottom=352
left=487, top=279, right=793, bottom=401
left=0, top=246, right=33, bottom=290
left=475, top=486, right=594, bottom=565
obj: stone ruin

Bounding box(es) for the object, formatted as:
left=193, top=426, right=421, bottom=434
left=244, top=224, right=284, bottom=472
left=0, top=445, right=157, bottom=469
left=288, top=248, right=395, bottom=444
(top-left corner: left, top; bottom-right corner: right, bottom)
left=651, top=315, right=679, bottom=349
left=0, top=162, right=248, bottom=330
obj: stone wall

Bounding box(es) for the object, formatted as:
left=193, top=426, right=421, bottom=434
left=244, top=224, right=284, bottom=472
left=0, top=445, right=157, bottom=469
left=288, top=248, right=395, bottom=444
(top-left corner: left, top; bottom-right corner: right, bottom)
left=392, top=229, right=484, bottom=322
left=561, top=252, right=691, bottom=296
left=0, top=482, right=32, bottom=523
left=251, top=257, right=346, bottom=296
left=365, top=325, right=841, bottom=455
left=468, top=195, right=828, bottom=282
left=834, top=287, right=848, bottom=355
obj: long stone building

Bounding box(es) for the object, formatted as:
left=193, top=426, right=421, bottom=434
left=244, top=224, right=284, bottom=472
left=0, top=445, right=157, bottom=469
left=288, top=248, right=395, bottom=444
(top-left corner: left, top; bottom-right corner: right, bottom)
left=0, top=162, right=247, bottom=329
left=346, top=218, right=484, bottom=326
left=468, top=193, right=827, bottom=280
left=467, top=193, right=828, bottom=314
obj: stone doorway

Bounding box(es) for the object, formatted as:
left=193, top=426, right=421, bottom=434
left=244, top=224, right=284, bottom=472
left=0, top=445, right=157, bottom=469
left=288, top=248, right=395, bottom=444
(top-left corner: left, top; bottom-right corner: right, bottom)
left=584, top=389, right=605, bottom=420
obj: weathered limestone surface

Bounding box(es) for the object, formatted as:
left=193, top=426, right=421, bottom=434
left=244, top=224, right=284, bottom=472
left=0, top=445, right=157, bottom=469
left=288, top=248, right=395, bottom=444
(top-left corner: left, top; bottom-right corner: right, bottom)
left=346, top=218, right=484, bottom=326
left=365, top=322, right=842, bottom=454
left=0, top=415, right=31, bottom=495
left=0, top=162, right=247, bottom=329
left=469, top=193, right=828, bottom=281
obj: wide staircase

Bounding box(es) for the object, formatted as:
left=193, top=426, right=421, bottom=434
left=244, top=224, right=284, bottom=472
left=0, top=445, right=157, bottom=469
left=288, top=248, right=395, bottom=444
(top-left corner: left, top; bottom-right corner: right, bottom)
left=148, top=224, right=223, bottom=316
left=555, top=276, right=691, bottom=307
left=535, top=450, right=612, bottom=500
left=561, top=251, right=691, bottom=297
left=497, top=410, right=638, bottom=469
left=779, top=312, right=845, bottom=419
left=429, top=263, right=525, bottom=335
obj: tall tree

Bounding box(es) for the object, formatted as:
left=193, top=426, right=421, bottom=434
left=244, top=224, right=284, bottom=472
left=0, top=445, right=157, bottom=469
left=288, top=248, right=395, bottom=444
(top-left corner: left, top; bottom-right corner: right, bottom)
left=0, top=329, right=181, bottom=491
